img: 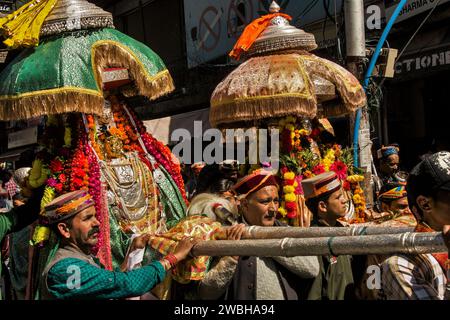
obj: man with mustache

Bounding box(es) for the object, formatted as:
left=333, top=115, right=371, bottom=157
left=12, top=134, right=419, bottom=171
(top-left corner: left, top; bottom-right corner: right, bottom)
left=40, top=190, right=195, bottom=299
left=197, top=169, right=319, bottom=300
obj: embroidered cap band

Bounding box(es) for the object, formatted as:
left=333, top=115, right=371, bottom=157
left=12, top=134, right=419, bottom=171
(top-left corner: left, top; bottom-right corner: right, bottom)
left=42, top=190, right=95, bottom=225
left=301, top=171, right=341, bottom=199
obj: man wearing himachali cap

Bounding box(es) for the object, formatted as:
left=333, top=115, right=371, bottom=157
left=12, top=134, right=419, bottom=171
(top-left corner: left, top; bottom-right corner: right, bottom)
left=378, top=182, right=412, bottom=216
left=39, top=190, right=196, bottom=300
left=197, top=169, right=319, bottom=300
left=0, top=180, right=43, bottom=300
left=382, top=151, right=450, bottom=300
left=302, top=171, right=355, bottom=300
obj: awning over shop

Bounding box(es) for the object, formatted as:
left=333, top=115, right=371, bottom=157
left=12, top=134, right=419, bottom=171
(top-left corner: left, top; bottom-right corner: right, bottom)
left=0, top=147, right=32, bottom=162
left=144, top=108, right=211, bottom=145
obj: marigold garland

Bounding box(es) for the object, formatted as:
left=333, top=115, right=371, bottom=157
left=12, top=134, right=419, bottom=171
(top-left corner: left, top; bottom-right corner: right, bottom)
left=347, top=174, right=366, bottom=223
left=278, top=170, right=298, bottom=219
left=276, top=116, right=368, bottom=225
left=111, top=104, right=142, bottom=153
left=86, top=115, right=104, bottom=160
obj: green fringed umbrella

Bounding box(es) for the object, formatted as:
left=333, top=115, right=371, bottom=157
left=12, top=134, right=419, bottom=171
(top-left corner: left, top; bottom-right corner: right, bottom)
left=0, top=28, right=174, bottom=120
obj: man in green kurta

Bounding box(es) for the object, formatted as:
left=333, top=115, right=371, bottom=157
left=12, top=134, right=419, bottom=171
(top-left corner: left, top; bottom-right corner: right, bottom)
left=39, top=190, right=195, bottom=300
left=0, top=186, right=42, bottom=300
left=302, top=171, right=355, bottom=300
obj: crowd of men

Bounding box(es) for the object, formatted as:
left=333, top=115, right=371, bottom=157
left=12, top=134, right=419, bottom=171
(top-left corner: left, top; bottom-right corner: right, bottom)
left=0, top=149, right=449, bottom=300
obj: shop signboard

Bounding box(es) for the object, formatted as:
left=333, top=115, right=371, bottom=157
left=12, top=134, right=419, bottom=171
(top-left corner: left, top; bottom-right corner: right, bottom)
left=395, top=46, right=450, bottom=74
left=8, top=126, right=38, bottom=149
left=385, top=0, right=450, bottom=23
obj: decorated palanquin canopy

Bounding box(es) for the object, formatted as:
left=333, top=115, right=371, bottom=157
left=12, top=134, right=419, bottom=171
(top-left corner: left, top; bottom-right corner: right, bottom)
left=0, top=0, right=174, bottom=120
left=209, top=1, right=366, bottom=128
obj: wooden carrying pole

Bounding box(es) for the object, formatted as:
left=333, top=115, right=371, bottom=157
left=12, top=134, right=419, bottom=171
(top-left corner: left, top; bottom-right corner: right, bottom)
left=191, top=232, right=446, bottom=257
left=238, top=225, right=415, bottom=239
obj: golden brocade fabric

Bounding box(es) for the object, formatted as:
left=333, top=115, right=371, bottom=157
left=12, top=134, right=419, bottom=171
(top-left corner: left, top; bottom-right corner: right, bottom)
left=301, top=54, right=366, bottom=114
left=210, top=53, right=366, bottom=127
left=0, top=0, right=57, bottom=48
left=148, top=216, right=225, bottom=284
left=216, top=54, right=314, bottom=104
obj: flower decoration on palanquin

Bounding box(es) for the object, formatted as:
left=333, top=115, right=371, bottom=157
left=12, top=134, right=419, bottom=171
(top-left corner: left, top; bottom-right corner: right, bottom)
left=69, top=142, right=89, bottom=191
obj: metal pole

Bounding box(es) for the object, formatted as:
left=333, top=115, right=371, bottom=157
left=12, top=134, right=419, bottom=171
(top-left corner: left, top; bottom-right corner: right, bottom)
left=344, top=0, right=366, bottom=59
left=191, top=232, right=446, bottom=257
left=234, top=225, right=415, bottom=239
left=344, top=0, right=374, bottom=208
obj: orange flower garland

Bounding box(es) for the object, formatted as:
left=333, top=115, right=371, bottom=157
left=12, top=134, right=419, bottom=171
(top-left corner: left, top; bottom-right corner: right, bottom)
left=69, top=142, right=90, bottom=191
left=111, top=104, right=143, bottom=154
left=86, top=115, right=104, bottom=160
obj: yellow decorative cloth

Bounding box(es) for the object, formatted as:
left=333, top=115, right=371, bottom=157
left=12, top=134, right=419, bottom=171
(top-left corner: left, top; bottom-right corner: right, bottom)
left=0, top=0, right=57, bottom=48
left=148, top=216, right=225, bottom=284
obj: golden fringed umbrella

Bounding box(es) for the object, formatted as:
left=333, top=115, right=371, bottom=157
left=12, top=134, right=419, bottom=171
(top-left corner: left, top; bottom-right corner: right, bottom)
left=0, top=0, right=174, bottom=120
left=209, top=1, right=366, bottom=128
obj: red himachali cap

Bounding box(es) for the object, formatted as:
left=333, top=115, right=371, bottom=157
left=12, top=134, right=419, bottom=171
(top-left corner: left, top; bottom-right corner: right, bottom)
left=233, top=169, right=279, bottom=198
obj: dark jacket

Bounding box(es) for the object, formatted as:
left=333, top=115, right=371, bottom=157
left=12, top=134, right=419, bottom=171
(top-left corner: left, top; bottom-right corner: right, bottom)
left=307, top=221, right=355, bottom=300
left=224, top=220, right=314, bottom=300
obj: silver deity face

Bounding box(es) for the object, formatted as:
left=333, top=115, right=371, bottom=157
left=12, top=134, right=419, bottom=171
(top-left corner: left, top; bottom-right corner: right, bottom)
left=99, top=101, right=113, bottom=125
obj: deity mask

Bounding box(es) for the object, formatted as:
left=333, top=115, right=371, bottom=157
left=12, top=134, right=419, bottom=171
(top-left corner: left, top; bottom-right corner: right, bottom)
left=105, top=135, right=123, bottom=158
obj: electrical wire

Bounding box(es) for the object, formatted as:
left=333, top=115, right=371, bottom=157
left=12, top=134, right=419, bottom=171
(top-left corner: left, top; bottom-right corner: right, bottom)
left=374, top=0, right=443, bottom=93
left=395, top=0, right=442, bottom=62
left=354, top=0, right=408, bottom=167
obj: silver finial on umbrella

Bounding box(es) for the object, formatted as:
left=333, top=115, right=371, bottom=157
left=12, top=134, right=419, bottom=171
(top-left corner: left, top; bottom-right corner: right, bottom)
left=40, top=0, right=115, bottom=37
left=269, top=1, right=281, bottom=13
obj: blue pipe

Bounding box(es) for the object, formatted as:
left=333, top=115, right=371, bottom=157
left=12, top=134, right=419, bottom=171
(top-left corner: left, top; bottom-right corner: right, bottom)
left=352, top=0, right=407, bottom=167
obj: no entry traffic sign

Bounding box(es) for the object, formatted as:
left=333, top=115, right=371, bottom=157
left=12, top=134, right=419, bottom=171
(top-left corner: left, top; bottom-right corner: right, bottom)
left=198, top=6, right=222, bottom=52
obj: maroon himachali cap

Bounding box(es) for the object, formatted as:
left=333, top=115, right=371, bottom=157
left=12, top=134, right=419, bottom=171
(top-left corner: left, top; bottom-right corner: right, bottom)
left=232, top=169, right=279, bottom=198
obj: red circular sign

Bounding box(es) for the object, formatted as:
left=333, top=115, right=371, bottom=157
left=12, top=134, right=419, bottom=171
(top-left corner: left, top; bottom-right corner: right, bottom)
left=198, top=6, right=222, bottom=52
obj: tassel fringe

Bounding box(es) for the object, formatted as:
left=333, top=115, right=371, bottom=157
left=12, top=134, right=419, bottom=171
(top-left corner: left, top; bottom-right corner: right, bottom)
left=0, top=90, right=103, bottom=120
left=92, top=42, right=175, bottom=101
left=210, top=96, right=317, bottom=128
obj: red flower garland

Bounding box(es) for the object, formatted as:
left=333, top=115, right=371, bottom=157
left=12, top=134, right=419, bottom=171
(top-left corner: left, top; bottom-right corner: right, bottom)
left=141, top=132, right=189, bottom=205
left=123, top=104, right=189, bottom=205
left=69, top=141, right=89, bottom=191
left=49, top=158, right=64, bottom=173
left=330, top=160, right=348, bottom=180
left=85, top=141, right=113, bottom=270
